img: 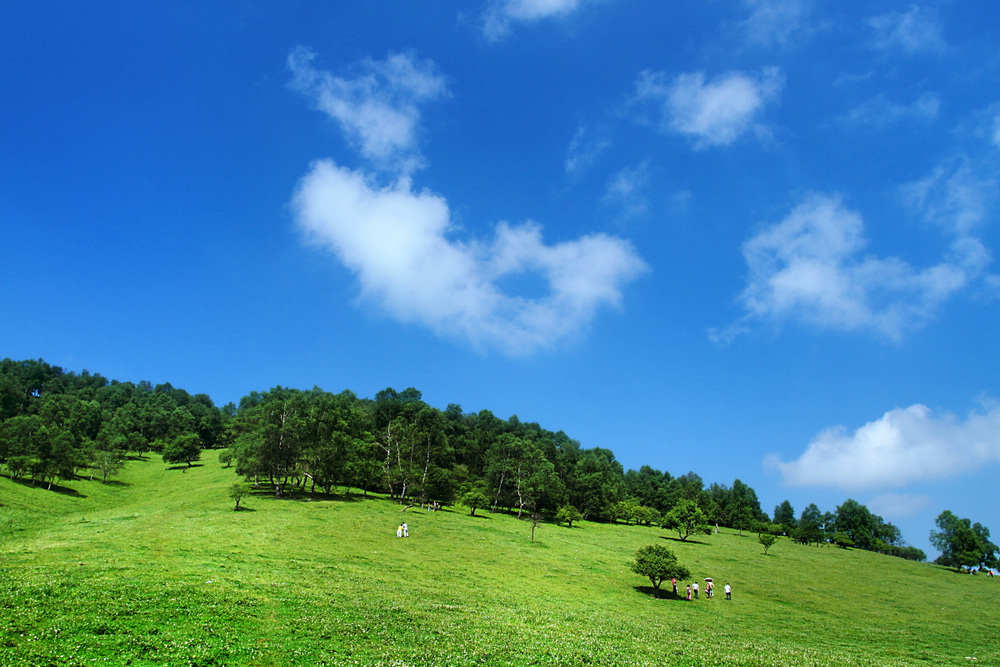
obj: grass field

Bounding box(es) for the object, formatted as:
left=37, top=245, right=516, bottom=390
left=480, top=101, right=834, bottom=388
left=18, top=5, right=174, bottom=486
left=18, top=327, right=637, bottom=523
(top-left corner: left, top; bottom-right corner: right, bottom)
left=1, top=450, right=996, bottom=667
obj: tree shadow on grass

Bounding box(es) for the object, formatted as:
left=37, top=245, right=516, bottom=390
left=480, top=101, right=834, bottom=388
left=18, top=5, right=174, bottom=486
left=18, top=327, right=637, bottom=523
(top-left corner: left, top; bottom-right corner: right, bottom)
left=100, top=480, right=130, bottom=487
left=660, top=535, right=710, bottom=546
left=2, top=474, right=86, bottom=497
left=632, top=585, right=687, bottom=601
left=166, top=463, right=204, bottom=471
left=232, top=506, right=256, bottom=512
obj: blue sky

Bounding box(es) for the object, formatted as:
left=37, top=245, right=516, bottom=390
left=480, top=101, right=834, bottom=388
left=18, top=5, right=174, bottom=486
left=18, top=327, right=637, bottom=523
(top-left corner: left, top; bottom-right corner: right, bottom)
left=3, top=1, right=999, bottom=557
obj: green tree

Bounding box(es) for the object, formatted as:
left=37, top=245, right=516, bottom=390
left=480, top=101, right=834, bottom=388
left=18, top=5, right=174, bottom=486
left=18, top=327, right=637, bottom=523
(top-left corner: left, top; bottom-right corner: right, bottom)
left=662, top=498, right=711, bottom=542
left=794, top=503, right=825, bottom=546
left=460, top=489, right=489, bottom=516
left=759, top=532, right=778, bottom=555
left=930, top=510, right=998, bottom=571
left=162, top=433, right=202, bottom=468
left=229, top=483, right=249, bottom=511
left=773, top=500, right=796, bottom=534
left=555, top=504, right=583, bottom=528
left=629, top=545, right=691, bottom=598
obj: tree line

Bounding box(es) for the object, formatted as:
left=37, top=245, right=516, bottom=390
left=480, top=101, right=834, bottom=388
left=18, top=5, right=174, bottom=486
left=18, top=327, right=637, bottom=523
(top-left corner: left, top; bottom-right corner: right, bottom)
left=3, top=357, right=995, bottom=568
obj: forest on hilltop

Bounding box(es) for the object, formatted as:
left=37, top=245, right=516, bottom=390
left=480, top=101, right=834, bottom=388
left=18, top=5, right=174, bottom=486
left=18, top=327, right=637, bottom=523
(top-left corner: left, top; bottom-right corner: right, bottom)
left=0, top=357, right=936, bottom=562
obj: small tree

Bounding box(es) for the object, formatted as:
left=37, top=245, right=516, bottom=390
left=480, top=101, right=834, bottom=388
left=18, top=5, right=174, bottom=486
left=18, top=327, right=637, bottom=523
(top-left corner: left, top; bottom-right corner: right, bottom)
left=662, top=499, right=711, bottom=542
left=556, top=504, right=583, bottom=528
left=162, top=433, right=202, bottom=469
left=629, top=545, right=691, bottom=598
left=230, top=483, right=248, bottom=511
left=530, top=510, right=542, bottom=543
left=759, top=532, right=778, bottom=555
left=218, top=449, right=233, bottom=468
left=460, top=489, right=489, bottom=517
left=833, top=531, right=854, bottom=549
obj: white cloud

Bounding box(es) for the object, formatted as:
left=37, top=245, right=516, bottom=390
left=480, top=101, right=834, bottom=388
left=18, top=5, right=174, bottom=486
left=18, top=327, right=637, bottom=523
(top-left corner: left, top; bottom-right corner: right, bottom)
left=482, top=0, right=587, bottom=42
left=839, top=92, right=940, bottom=129
left=714, top=169, right=993, bottom=342
left=741, top=0, right=814, bottom=48
left=630, top=68, right=783, bottom=149
left=292, top=160, right=647, bottom=355
left=867, top=493, right=932, bottom=519
left=287, top=47, right=448, bottom=174
left=869, top=5, right=945, bottom=56
left=564, top=125, right=611, bottom=177
left=601, top=161, right=650, bottom=220
left=766, top=401, right=1000, bottom=491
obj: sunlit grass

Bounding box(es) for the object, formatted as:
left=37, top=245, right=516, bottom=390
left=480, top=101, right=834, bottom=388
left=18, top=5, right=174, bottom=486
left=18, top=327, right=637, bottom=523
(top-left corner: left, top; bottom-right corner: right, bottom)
left=1, top=450, right=997, bottom=666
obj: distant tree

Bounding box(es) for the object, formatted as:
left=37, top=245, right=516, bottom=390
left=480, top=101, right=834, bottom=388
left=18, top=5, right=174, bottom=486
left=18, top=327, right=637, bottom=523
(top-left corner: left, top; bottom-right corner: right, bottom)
left=794, top=503, right=825, bottom=546
left=229, top=483, right=248, bottom=511
left=91, top=449, right=125, bottom=482
left=930, top=510, right=998, bottom=571
left=555, top=504, right=583, bottom=528
left=662, top=498, right=711, bottom=542
left=773, top=500, right=796, bottom=534
left=460, top=489, right=489, bottom=516
left=162, top=433, right=202, bottom=469
left=759, top=532, right=778, bottom=555
left=218, top=449, right=233, bottom=468
left=530, top=510, right=542, bottom=543
left=833, top=532, right=854, bottom=549
left=629, top=544, right=691, bottom=598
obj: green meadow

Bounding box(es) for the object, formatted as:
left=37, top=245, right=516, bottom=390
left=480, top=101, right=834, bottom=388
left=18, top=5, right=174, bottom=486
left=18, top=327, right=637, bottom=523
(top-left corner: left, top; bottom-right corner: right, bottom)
left=1, top=450, right=996, bottom=667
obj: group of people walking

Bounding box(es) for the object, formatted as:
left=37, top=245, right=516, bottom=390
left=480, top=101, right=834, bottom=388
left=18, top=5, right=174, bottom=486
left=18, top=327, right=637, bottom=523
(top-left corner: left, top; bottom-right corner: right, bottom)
left=671, top=577, right=732, bottom=601
left=396, top=522, right=409, bottom=537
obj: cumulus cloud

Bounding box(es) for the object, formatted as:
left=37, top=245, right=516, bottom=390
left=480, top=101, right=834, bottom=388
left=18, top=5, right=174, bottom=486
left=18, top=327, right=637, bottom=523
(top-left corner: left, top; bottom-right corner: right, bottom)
left=482, top=0, right=587, bottom=42
left=714, top=164, right=993, bottom=342
left=869, top=5, right=945, bottom=56
left=287, top=47, right=448, bottom=174
left=766, top=402, right=1000, bottom=491
left=630, top=68, right=783, bottom=148
left=741, top=0, right=814, bottom=48
left=289, top=49, right=648, bottom=353
left=292, top=160, right=647, bottom=355
left=839, top=92, right=940, bottom=129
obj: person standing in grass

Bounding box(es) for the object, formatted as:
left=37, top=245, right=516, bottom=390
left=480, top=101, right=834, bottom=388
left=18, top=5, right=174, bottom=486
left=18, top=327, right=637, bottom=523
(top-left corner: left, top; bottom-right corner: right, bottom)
left=724, top=583, right=732, bottom=600
left=686, top=585, right=691, bottom=600
left=692, top=581, right=699, bottom=599
left=397, top=524, right=403, bottom=538
left=672, top=578, right=678, bottom=596
left=402, top=522, right=409, bottom=537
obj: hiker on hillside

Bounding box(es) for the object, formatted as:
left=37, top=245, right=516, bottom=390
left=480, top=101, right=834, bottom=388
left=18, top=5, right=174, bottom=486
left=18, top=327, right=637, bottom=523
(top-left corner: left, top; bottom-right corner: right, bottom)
left=402, top=522, right=409, bottom=537
left=692, top=581, right=699, bottom=599
left=686, top=585, right=691, bottom=601
left=396, top=524, right=403, bottom=538
left=672, top=578, right=678, bottom=595
left=724, top=583, right=732, bottom=600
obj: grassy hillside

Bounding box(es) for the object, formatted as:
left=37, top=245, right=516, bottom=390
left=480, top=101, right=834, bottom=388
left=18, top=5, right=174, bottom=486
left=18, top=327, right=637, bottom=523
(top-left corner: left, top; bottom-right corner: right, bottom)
left=1, top=452, right=996, bottom=667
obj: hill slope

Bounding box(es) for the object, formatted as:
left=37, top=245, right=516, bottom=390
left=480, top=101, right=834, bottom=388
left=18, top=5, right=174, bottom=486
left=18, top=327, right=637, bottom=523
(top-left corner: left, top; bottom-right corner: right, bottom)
left=1, top=452, right=996, bottom=666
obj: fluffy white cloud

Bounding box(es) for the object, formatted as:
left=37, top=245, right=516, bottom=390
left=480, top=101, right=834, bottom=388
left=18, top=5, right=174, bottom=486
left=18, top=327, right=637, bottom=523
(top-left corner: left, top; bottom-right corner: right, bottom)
left=869, top=5, right=945, bottom=56
left=741, top=0, right=814, bottom=48
left=292, top=160, right=647, bottom=355
left=766, top=402, right=1000, bottom=490
left=287, top=48, right=447, bottom=174
left=482, top=0, right=586, bottom=42
left=715, top=164, right=993, bottom=342
left=631, top=68, right=783, bottom=148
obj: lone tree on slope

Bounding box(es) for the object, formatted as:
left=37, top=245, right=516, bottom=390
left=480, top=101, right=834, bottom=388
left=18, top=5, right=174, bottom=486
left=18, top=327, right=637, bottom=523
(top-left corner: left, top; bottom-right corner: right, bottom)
left=629, top=544, right=691, bottom=598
